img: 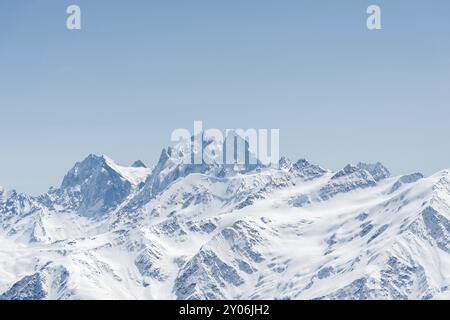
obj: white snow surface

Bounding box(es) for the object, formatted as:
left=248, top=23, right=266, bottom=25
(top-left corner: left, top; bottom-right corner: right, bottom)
left=1, top=152, right=450, bottom=300
left=102, top=155, right=151, bottom=186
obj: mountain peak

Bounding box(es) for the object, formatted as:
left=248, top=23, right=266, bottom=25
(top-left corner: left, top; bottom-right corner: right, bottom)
left=282, top=158, right=327, bottom=181
left=389, top=172, right=424, bottom=194
left=279, top=157, right=292, bottom=170
left=294, top=159, right=312, bottom=169
left=331, top=162, right=390, bottom=183
left=331, top=164, right=374, bottom=181
left=61, top=154, right=111, bottom=189
left=55, top=154, right=151, bottom=217
left=131, top=160, right=147, bottom=168
left=356, top=162, right=390, bottom=182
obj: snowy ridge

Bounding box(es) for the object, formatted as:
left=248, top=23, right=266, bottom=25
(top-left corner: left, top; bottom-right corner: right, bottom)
left=1, top=141, right=450, bottom=300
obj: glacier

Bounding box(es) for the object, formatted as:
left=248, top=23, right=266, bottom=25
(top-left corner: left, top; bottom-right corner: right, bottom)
left=1, top=140, right=450, bottom=300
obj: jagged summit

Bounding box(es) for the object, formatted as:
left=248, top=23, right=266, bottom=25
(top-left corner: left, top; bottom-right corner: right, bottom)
left=61, top=154, right=150, bottom=188
left=129, top=135, right=265, bottom=206
left=279, top=156, right=292, bottom=170
left=356, top=162, right=390, bottom=182
left=332, top=162, right=390, bottom=182
left=289, top=159, right=327, bottom=180
left=166, top=133, right=262, bottom=170
left=53, top=154, right=151, bottom=217
left=61, top=154, right=109, bottom=189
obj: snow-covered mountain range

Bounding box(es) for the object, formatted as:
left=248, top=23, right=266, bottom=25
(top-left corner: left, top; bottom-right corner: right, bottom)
left=1, top=138, right=450, bottom=300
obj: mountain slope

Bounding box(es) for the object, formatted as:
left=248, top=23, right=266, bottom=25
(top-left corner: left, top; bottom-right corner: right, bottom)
left=1, top=145, right=450, bottom=300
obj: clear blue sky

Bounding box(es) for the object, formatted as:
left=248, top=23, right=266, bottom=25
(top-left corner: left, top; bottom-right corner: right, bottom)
left=1, top=0, right=449, bottom=195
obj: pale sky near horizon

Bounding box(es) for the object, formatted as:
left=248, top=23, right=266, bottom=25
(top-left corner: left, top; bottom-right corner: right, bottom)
left=1, top=0, right=449, bottom=195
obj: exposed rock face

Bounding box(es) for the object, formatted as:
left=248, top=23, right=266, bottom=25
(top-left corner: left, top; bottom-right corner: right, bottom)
left=1, top=140, right=450, bottom=300
left=0, top=274, right=46, bottom=300
left=389, top=173, right=424, bottom=194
